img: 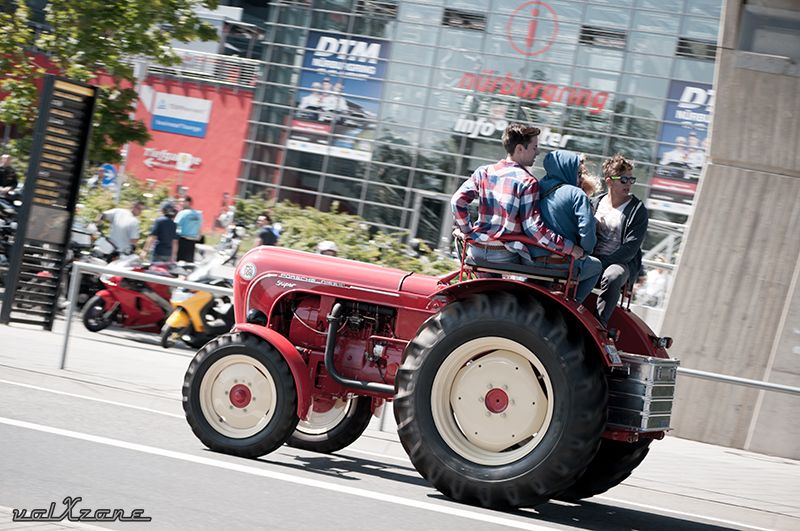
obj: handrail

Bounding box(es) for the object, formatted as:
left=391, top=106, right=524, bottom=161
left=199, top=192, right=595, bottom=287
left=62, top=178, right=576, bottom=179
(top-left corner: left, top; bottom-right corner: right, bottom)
left=677, top=367, right=800, bottom=396
left=60, top=261, right=233, bottom=369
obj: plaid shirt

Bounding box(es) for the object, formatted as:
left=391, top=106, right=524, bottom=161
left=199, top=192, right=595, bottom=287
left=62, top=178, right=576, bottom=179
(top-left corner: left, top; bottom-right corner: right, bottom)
left=451, top=159, right=573, bottom=254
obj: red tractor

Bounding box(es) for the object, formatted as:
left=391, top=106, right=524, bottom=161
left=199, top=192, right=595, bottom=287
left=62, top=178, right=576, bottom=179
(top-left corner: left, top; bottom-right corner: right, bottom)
left=182, top=237, right=678, bottom=508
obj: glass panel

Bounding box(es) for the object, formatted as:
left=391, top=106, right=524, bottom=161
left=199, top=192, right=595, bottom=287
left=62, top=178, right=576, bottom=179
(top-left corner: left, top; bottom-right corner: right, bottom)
left=318, top=194, right=359, bottom=215
left=256, top=103, right=293, bottom=126
left=321, top=176, right=364, bottom=200
left=352, top=15, right=395, bottom=38
left=383, top=83, right=428, bottom=111
left=672, top=58, right=715, bottom=83
left=446, top=0, right=489, bottom=10
left=686, top=0, right=721, bottom=18
left=637, top=0, right=684, bottom=12
left=376, top=123, right=419, bottom=144
left=246, top=163, right=280, bottom=186
left=633, top=11, right=680, bottom=33
left=395, top=22, right=438, bottom=46
left=585, top=5, right=631, bottom=28
left=313, top=0, right=353, bottom=12
left=682, top=17, right=720, bottom=40
left=390, top=42, right=435, bottom=66
left=248, top=144, right=284, bottom=165
left=281, top=169, right=322, bottom=193
left=363, top=203, right=403, bottom=227
left=364, top=184, right=407, bottom=210
left=285, top=150, right=325, bottom=173
left=628, top=32, right=678, bottom=56
left=619, top=74, right=670, bottom=99
left=624, top=53, right=673, bottom=76
left=311, top=10, right=351, bottom=32
left=326, top=157, right=368, bottom=179
left=576, top=47, right=624, bottom=72
left=370, top=159, right=412, bottom=186
left=399, top=3, right=443, bottom=24
left=381, top=102, right=424, bottom=127
left=277, top=188, right=317, bottom=208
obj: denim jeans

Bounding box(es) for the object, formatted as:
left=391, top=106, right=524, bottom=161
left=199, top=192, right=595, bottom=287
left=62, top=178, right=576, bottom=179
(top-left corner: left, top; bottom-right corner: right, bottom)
left=467, top=245, right=520, bottom=264
left=520, top=254, right=603, bottom=304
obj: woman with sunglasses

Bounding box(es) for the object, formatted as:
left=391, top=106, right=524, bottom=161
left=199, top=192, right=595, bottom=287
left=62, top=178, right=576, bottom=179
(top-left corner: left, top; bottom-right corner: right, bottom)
left=592, top=154, right=649, bottom=327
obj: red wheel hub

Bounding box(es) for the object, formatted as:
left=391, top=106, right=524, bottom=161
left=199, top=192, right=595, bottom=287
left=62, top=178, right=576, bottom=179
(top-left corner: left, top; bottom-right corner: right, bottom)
left=485, top=388, right=509, bottom=414
left=229, top=384, right=252, bottom=408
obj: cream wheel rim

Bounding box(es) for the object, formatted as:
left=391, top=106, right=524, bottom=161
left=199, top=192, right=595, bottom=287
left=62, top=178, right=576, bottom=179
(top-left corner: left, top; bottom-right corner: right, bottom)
left=296, top=397, right=353, bottom=435
left=431, top=337, right=554, bottom=466
left=199, top=354, right=277, bottom=439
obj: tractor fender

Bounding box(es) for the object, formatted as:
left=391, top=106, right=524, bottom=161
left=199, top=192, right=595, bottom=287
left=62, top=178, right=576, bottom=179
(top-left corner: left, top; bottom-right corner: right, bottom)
left=232, top=323, right=312, bottom=420
left=429, top=279, right=620, bottom=366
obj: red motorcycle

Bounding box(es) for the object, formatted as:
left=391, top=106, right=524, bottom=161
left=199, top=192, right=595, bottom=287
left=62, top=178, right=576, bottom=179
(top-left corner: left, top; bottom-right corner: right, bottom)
left=81, top=256, right=181, bottom=333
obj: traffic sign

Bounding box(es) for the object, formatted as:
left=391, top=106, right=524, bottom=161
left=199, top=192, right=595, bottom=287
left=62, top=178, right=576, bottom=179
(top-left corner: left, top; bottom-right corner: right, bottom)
left=100, top=163, right=117, bottom=187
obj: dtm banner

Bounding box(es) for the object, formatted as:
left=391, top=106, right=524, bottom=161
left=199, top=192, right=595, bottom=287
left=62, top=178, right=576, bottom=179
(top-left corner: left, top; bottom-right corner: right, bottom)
left=288, top=31, right=389, bottom=162
left=0, top=76, right=97, bottom=330
left=648, top=80, right=714, bottom=216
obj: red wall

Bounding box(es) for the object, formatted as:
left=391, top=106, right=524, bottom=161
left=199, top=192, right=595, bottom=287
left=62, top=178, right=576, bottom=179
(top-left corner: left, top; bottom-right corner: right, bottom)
left=126, top=78, right=253, bottom=231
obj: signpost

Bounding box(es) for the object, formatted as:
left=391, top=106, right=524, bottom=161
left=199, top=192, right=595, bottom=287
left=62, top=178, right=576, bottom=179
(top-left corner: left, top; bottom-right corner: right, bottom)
left=0, top=76, right=98, bottom=330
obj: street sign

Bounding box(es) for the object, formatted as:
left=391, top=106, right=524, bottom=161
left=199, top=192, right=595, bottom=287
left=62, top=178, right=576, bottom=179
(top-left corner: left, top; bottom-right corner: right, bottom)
left=0, top=76, right=98, bottom=330
left=176, top=152, right=193, bottom=172
left=100, top=163, right=117, bottom=187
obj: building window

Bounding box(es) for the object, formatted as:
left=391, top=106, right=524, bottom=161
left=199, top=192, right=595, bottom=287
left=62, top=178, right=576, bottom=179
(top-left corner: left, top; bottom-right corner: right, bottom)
left=442, top=8, right=487, bottom=32
left=738, top=5, right=800, bottom=62
left=579, top=25, right=627, bottom=50
left=676, top=37, right=717, bottom=61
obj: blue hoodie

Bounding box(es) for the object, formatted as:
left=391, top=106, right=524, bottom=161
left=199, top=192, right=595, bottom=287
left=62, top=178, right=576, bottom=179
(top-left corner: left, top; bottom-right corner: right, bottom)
left=530, top=150, right=596, bottom=257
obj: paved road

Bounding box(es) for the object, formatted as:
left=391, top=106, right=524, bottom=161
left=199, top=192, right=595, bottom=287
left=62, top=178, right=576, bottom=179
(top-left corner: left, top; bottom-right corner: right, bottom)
left=1, top=321, right=799, bottom=530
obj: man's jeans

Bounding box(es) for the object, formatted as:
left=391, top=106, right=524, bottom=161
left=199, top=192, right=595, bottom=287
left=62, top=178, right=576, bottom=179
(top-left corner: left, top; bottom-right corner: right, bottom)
left=597, top=263, right=630, bottom=326
left=467, top=246, right=520, bottom=264
left=520, top=255, right=603, bottom=304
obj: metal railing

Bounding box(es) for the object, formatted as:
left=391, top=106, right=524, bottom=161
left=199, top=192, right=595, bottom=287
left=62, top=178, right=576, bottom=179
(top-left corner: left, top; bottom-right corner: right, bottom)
left=60, top=261, right=233, bottom=369
left=56, top=261, right=800, bottom=397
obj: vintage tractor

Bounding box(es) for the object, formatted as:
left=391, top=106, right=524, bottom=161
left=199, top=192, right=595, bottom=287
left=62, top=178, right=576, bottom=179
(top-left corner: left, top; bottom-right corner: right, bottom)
left=182, top=237, right=678, bottom=508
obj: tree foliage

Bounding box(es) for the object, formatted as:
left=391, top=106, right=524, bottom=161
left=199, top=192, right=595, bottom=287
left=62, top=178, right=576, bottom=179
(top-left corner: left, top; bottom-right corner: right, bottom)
left=0, top=0, right=218, bottom=164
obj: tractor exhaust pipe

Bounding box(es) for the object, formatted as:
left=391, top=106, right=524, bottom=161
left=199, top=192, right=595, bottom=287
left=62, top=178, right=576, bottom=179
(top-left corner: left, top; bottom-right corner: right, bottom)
left=325, top=302, right=395, bottom=394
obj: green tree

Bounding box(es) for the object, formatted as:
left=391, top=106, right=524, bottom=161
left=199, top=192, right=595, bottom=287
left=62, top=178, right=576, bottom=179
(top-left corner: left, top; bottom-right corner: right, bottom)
left=0, top=0, right=218, bottom=164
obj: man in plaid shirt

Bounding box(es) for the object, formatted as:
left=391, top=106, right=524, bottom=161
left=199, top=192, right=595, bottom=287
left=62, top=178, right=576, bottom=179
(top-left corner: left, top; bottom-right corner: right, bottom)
left=451, top=123, right=585, bottom=264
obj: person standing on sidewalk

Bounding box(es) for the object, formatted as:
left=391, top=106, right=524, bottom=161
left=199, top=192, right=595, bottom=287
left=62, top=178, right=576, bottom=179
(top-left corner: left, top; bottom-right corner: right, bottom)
left=174, top=196, right=203, bottom=262
left=96, top=200, right=144, bottom=255
left=143, top=201, right=178, bottom=262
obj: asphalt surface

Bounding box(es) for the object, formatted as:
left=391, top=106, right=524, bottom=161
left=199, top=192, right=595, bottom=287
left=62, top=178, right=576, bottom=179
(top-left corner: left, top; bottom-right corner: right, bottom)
left=0, top=318, right=798, bottom=531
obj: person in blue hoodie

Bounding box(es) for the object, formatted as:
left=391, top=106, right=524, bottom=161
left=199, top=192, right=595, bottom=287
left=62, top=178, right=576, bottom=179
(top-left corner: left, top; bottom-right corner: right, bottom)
left=525, top=150, right=603, bottom=304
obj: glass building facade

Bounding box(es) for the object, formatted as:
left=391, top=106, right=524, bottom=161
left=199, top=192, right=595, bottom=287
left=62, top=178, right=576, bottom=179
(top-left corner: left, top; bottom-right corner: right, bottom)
left=236, top=0, right=723, bottom=310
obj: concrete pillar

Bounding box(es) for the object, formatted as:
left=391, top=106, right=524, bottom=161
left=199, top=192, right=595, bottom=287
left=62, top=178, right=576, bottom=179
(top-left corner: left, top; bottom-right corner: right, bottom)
left=662, top=0, right=800, bottom=459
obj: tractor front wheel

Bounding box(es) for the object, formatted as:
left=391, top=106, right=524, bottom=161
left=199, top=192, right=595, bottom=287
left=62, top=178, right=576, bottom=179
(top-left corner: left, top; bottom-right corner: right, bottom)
left=394, top=293, right=607, bottom=508
left=287, top=396, right=373, bottom=453
left=182, top=333, right=299, bottom=457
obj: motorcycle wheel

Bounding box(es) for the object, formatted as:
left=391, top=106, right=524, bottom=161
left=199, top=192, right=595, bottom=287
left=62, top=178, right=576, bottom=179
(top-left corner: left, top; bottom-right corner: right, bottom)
left=161, top=324, right=188, bottom=349
left=82, top=295, right=112, bottom=332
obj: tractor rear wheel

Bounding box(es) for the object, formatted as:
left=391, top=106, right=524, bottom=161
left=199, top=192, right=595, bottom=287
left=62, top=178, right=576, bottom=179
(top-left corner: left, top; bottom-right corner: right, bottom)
left=394, top=293, right=607, bottom=508
left=287, top=396, right=373, bottom=453
left=557, top=438, right=652, bottom=501
left=183, top=333, right=299, bottom=457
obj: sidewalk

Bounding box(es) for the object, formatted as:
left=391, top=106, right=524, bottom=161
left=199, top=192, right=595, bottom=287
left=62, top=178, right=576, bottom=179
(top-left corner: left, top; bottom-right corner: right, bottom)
left=1, top=318, right=799, bottom=530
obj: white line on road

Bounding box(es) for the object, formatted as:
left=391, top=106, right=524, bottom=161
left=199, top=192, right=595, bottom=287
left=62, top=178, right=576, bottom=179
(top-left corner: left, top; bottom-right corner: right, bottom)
left=0, top=379, right=184, bottom=419
left=593, top=496, right=777, bottom=531
left=0, top=416, right=557, bottom=531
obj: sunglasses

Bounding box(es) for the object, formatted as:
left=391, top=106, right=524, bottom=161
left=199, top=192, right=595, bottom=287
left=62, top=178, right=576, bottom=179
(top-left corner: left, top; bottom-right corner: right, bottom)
left=610, top=175, right=636, bottom=184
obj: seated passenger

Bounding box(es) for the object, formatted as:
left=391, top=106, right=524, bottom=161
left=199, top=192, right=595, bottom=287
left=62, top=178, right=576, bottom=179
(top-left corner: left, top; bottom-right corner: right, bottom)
left=527, top=151, right=603, bottom=303
left=592, top=154, right=649, bottom=326
left=450, top=123, right=584, bottom=266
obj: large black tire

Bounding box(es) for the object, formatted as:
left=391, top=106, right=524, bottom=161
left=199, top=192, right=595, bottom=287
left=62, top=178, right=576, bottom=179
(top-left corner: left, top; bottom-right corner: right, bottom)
left=287, top=396, right=373, bottom=453
left=182, top=332, right=299, bottom=457
left=82, top=295, right=112, bottom=332
left=394, top=293, right=607, bottom=508
left=557, top=438, right=652, bottom=501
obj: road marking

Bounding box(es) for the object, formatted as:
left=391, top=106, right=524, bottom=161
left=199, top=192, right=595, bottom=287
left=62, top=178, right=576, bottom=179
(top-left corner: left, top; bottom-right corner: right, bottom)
left=594, top=496, right=777, bottom=531
left=0, top=417, right=559, bottom=531
left=0, top=379, right=183, bottom=419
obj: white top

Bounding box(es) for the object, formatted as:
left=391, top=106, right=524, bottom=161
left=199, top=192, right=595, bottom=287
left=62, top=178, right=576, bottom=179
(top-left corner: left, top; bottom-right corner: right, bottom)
left=594, top=195, right=631, bottom=256
left=104, top=208, right=140, bottom=253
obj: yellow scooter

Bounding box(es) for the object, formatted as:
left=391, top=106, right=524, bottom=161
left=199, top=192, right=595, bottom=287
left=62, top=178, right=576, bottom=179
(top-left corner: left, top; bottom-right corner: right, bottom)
left=160, top=258, right=233, bottom=349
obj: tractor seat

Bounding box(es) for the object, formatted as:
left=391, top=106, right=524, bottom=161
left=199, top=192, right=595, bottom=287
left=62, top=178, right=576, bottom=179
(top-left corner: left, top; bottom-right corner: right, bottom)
left=465, top=255, right=571, bottom=281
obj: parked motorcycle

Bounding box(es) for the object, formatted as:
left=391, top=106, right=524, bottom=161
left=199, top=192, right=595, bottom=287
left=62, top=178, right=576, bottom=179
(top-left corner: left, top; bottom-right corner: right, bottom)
left=216, top=223, right=247, bottom=265
left=160, top=256, right=234, bottom=349
left=81, top=255, right=184, bottom=333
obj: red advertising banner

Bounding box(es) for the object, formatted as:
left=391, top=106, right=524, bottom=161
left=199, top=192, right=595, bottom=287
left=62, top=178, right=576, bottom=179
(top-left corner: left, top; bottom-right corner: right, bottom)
left=126, top=78, right=254, bottom=231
